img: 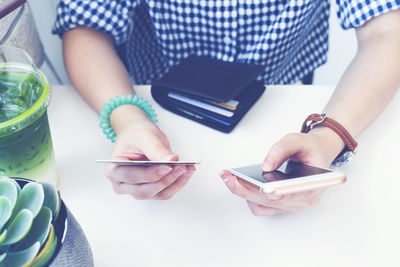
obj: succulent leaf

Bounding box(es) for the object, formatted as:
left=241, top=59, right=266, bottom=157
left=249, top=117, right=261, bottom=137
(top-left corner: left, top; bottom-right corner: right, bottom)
left=25, top=226, right=57, bottom=267
left=40, top=183, right=59, bottom=219
left=0, top=230, right=6, bottom=245
left=12, top=207, right=52, bottom=251
left=0, top=197, right=12, bottom=231
left=0, top=242, right=40, bottom=267
left=10, top=183, right=44, bottom=222
left=0, top=253, right=5, bottom=262
left=0, top=180, right=18, bottom=208
left=0, top=177, right=59, bottom=267
left=0, top=209, right=33, bottom=246
left=0, top=177, right=20, bottom=195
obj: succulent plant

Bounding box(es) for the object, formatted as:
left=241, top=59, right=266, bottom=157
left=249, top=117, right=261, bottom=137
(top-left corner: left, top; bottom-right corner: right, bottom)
left=0, top=176, right=60, bottom=267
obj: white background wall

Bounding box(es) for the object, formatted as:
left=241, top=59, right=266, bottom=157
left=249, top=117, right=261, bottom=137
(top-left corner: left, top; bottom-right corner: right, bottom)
left=29, top=0, right=69, bottom=84
left=29, top=0, right=358, bottom=85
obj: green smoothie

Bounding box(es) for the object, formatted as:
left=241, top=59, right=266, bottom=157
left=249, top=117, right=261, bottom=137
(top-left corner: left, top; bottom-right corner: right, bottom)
left=0, top=63, right=57, bottom=184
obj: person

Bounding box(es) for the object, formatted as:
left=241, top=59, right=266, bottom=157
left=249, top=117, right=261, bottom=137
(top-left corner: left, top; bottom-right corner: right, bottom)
left=53, top=1, right=400, bottom=215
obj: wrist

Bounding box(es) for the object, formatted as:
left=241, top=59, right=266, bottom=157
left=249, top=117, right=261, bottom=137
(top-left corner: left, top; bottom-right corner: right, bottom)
left=110, top=104, right=151, bottom=135
left=307, top=126, right=346, bottom=160
left=301, top=113, right=358, bottom=166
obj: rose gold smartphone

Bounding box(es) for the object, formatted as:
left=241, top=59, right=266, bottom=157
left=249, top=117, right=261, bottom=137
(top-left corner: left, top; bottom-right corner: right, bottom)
left=229, top=161, right=346, bottom=195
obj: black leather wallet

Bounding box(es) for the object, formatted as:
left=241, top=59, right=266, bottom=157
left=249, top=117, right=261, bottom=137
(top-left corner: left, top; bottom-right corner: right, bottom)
left=151, top=55, right=266, bottom=133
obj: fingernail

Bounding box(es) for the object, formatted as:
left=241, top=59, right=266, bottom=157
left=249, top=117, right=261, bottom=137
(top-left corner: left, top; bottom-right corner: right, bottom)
left=172, top=168, right=185, bottom=178
left=161, top=153, right=178, bottom=161
left=224, top=179, right=235, bottom=190
left=183, top=172, right=193, bottom=179
left=187, top=165, right=196, bottom=172
left=219, top=171, right=228, bottom=179
left=262, top=158, right=275, bottom=172
left=158, top=165, right=172, bottom=176
left=267, top=194, right=283, bottom=200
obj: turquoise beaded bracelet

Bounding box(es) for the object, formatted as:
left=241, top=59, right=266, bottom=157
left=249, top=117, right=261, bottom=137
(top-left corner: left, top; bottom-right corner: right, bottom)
left=99, top=94, right=158, bottom=143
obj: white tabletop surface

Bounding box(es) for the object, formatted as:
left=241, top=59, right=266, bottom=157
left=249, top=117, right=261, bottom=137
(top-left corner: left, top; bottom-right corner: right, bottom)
left=48, top=85, right=400, bottom=267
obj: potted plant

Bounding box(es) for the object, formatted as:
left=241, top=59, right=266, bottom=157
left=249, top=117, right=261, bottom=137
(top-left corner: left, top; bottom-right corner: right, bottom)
left=0, top=176, right=93, bottom=267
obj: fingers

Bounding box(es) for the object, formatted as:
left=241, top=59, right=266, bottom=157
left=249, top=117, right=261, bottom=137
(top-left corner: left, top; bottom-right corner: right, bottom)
left=235, top=177, right=324, bottom=203
left=114, top=165, right=188, bottom=200
left=281, top=188, right=326, bottom=202
left=262, top=133, right=306, bottom=172
left=152, top=174, right=191, bottom=200
left=220, top=170, right=325, bottom=216
left=103, top=114, right=200, bottom=200
left=107, top=124, right=194, bottom=199
left=105, top=164, right=173, bottom=184
left=221, top=172, right=279, bottom=207
left=306, top=189, right=325, bottom=208
left=236, top=177, right=260, bottom=192
left=153, top=167, right=196, bottom=200
left=246, top=201, right=286, bottom=216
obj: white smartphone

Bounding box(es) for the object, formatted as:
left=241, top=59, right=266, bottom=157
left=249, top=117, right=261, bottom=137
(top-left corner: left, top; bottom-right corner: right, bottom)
left=229, top=161, right=346, bottom=195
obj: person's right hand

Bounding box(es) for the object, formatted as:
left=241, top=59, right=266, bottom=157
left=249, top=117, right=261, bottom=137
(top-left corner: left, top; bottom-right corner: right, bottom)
left=104, top=108, right=195, bottom=200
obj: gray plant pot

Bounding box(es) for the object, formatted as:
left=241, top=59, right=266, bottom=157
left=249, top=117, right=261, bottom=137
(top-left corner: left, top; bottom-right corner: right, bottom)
left=49, top=207, right=94, bottom=267
left=14, top=178, right=94, bottom=267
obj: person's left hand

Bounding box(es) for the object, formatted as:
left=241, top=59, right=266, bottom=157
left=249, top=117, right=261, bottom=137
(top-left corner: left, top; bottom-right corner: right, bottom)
left=219, top=128, right=345, bottom=216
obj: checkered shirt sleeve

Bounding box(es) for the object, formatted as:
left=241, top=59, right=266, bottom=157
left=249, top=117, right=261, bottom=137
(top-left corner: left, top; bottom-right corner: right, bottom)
left=53, top=0, right=141, bottom=45
left=337, top=0, right=400, bottom=29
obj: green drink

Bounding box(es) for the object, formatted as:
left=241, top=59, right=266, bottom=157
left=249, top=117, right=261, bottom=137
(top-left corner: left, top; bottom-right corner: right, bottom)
left=0, top=46, right=57, bottom=184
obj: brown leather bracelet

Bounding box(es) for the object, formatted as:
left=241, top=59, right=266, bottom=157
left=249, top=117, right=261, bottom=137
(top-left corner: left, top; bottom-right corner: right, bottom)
left=301, top=113, right=358, bottom=166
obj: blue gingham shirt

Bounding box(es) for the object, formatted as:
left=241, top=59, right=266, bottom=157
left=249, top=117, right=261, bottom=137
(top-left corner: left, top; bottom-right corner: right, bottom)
left=53, top=0, right=400, bottom=84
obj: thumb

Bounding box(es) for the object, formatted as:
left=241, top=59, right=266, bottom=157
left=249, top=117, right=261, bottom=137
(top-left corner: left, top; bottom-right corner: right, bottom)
left=138, top=132, right=178, bottom=161
left=262, top=134, right=304, bottom=172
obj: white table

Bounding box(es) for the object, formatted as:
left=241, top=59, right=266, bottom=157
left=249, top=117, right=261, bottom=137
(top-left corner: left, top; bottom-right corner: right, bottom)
left=48, top=85, right=400, bottom=267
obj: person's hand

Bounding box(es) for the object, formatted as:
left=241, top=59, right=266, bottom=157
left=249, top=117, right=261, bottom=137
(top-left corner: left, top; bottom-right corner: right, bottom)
left=219, top=128, right=345, bottom=216
left=104, top=106, right=195, bottom=200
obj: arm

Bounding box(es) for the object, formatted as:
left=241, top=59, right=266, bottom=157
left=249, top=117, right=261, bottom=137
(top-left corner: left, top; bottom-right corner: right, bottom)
left=63, top=27, right=194, bottom=199
left=267, top=9, right=400, bottom=170
left=220, top=10, right=400, bottom=216
left=64, top=27, right=132, bottom=112
left=63, top=27, right=146, bottom=130
left=324, top=9, right=400, bottom=138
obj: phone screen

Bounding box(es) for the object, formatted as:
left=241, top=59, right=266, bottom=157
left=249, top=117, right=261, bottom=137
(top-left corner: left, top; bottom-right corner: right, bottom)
left=232, top=161, right=332, bottom=183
